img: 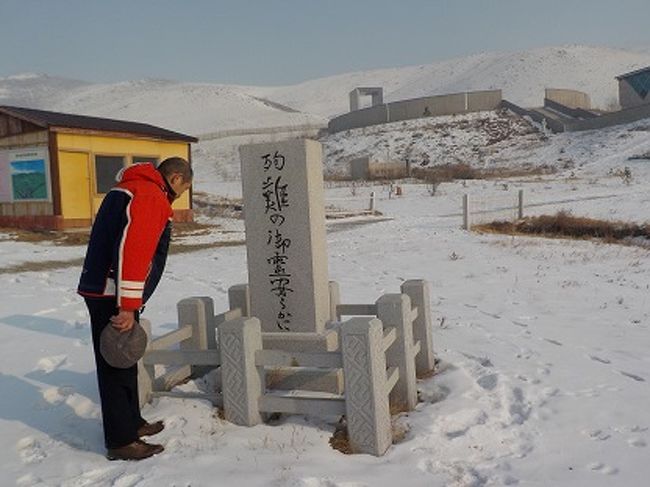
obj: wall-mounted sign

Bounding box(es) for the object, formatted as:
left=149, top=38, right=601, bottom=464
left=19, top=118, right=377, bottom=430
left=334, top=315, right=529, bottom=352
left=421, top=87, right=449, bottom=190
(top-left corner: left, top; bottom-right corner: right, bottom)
left=0, top=151, right=10, bottom=202
left=0, top=147, right=51, bottom=203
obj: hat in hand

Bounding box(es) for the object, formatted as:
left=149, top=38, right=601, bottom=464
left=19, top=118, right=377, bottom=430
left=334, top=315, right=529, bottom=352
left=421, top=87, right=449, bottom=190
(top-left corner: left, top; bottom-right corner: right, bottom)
left=100, top=321, right=148, bottom=368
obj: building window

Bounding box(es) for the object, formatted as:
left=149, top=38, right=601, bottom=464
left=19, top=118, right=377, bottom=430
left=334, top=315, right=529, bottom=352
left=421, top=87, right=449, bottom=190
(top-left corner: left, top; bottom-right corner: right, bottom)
left=628, top=72, right=650, bottom=100
left=132, top=156, right=159, bottom=166
left=95, top=155, right=124, bottom=193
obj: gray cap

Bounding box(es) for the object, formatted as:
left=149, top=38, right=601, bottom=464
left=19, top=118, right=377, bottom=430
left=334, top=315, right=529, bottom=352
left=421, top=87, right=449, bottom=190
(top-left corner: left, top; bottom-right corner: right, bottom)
left=100, top=321, right=148, bottom=368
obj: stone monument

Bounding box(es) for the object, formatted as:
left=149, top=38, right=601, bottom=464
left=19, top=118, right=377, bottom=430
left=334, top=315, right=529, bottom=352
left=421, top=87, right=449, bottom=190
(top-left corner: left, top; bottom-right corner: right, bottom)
left=239, top=139, right=337, bottom=351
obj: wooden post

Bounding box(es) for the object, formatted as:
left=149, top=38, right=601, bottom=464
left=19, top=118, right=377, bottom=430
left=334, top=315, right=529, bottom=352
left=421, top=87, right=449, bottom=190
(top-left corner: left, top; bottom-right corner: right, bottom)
left=463, top=194, right=470, bottom=230
left=369, top=191, right=376, bottom=212
left=376, top=294, right=418, bottom=411
left=219, top=317, right=265, bottom=426
left=138, top=319, right=154, bottom=407
left=340, top=317, right=392, bottom=456
left=518, top=189, right=524, bottom=220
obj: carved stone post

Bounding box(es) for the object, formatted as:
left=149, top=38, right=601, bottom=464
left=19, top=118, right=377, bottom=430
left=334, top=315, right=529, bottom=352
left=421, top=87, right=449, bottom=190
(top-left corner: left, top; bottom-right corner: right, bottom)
left=219, top=317, right=265, bottom=426
left=340, top=317, right=392, bottom=456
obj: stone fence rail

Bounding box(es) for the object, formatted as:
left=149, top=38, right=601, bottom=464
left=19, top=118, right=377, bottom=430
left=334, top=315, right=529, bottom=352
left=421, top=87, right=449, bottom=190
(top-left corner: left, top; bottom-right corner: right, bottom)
left=138, top=280, right=435, bottom=456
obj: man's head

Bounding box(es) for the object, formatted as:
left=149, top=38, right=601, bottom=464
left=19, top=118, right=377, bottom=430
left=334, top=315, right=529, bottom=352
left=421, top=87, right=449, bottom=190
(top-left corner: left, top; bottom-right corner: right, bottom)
left=157, top=157, right=193, bottom=201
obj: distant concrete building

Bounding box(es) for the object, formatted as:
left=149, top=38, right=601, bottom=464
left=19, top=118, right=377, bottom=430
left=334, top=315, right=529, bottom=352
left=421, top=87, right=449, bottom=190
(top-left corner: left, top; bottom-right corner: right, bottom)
left=349, top=87, right=383, bottom=112
left=616, top=66, right=650, bottom=109
left=350, top=156, right=406, bottom=180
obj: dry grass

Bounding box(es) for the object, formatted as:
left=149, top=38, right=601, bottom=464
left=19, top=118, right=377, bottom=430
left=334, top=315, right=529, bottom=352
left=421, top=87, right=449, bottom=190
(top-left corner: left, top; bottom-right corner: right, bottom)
left=0, top=227, right=91, bottom=246
left=0, top=222, right=244, bottom=274
left=474, top=211, right=650, bottom=245
left=169, top=240, right=245, bottom=254
left=0, top=220, right=222, bottom=247
left=0, top=257, right=85, bottom=275
left=328, top=412, right=410, bottom=454
left=412, top=163, right=556, bottom=184
left=193, top=191, right=243, bottom=219
left=329, top=423, right=353, bottom=455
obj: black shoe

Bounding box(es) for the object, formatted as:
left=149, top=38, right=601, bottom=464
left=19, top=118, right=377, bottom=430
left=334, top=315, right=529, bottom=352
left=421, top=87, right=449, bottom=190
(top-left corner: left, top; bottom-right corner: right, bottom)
left=106, top=439, right=164, bottom=461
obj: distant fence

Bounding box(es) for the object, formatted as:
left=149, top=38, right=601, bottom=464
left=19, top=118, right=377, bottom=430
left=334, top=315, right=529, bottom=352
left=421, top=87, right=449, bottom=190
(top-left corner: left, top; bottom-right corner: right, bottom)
left=544, top=98, right=598, bottom=120
left=462, top=190, right=524, bottom=229
left=566, top=103, right=650, bottom=132
left=502, top=99, right=650, bottom=133
left=545, top=88, right=591, bottom=110
left=329, top=90, right=503, bottom=133
left=325, top=192, right=377, bottom=218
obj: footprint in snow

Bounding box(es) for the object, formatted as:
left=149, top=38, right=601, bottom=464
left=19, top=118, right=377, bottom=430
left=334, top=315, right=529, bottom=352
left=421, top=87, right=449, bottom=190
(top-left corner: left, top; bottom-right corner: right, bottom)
left=64, top=393, right=101, bottom=419
left=299, top=478, right=368, bottom=487
left=587, top=462, right=619, bottom=475
left=16, top=473, right=44, bottom=486
left=113, top=473, right=145, bottom=487
left=16, top=436, right=46, bottom=465
left=627, top=437, right=647, bottom=448
left=479, top=310, right=501, bottom=319
left=584, top=429, right=611, bottom=441
left=41, top=384, right=76, bottom=405
left=619, top=371, right=645, bottom=382
left=34, top=354, right=67, bottom=374
left=588, top=355, right=611, bottom=364
left=476, top=373, right=499, bottom=391
left=438, top=408, right=488, bottom=439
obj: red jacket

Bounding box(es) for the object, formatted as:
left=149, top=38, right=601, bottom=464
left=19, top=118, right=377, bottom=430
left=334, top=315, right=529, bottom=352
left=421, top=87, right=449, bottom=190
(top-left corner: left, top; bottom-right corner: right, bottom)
left=78, top=163, right=173, bottom=311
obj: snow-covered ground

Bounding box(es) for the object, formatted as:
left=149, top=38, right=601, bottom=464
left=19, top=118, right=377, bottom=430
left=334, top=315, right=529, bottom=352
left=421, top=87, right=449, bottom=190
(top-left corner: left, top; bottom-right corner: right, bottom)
left=2, top=148, right=650, bottom=486
left=2, top=44, right=650, bottom=486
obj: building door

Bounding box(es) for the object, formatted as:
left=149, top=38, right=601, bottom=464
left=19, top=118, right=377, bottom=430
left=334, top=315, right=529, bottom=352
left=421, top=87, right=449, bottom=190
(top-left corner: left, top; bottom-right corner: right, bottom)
left=58, top=151, right=92, bottom=221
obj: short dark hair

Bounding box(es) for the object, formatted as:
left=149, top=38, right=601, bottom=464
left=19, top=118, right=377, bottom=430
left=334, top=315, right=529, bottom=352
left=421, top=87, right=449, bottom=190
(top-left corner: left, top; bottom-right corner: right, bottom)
left=157, top=157, right=193, bottom=182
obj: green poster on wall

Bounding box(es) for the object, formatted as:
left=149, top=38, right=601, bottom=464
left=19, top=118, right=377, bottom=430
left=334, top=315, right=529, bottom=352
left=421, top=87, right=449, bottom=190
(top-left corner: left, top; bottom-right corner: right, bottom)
left=11, top=159, right=47, bottom=200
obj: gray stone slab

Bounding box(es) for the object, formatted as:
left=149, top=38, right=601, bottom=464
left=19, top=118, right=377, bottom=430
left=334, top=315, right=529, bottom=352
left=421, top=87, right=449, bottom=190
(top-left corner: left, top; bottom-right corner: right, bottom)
left=239, top=139, right=330, bottom=335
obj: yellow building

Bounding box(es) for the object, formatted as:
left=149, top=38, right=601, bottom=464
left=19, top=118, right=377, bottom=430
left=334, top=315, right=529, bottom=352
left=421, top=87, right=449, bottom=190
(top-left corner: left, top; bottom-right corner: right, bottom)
left=0, top=105, right=197, bottom=230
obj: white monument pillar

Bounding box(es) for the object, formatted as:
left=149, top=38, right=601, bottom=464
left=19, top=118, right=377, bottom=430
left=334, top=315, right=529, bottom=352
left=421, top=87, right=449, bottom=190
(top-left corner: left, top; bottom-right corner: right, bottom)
left=239, top=139, right=336, bottom=351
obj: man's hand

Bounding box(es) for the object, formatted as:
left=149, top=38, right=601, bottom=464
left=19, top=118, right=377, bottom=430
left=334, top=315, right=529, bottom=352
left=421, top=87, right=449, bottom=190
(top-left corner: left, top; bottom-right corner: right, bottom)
left=110, top=310, right=136, bottom=333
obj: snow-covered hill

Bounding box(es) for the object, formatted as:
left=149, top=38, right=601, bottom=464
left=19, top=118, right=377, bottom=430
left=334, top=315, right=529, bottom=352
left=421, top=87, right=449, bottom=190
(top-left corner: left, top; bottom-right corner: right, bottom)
left=0, top=73, right=91, bottom=109
left=49, top=79, right=326, bottom=135
left=2, top=45, right=650, bottom=135
left=252, top=45, right=650, bottom=117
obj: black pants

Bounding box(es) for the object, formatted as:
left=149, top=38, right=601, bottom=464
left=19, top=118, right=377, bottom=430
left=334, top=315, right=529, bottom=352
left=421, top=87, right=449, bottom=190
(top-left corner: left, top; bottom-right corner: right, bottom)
left=85, top=298, right=145, bottom=449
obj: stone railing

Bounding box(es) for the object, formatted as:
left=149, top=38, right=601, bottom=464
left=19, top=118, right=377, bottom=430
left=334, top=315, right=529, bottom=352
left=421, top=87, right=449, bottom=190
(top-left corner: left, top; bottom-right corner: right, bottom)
left=138, top=280, right=435, bottom=457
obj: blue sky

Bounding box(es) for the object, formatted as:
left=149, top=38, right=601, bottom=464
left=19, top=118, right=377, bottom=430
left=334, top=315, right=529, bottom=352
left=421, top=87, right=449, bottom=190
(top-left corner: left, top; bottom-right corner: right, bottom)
left=1, top=0, right=649, bottom=85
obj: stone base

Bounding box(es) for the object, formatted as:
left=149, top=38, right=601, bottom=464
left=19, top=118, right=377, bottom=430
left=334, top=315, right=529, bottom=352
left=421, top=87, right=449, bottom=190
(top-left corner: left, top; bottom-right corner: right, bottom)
left=262, top=329, right=338, bottom=352
left=266, top=367, right=343, bottom=394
